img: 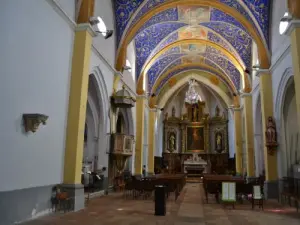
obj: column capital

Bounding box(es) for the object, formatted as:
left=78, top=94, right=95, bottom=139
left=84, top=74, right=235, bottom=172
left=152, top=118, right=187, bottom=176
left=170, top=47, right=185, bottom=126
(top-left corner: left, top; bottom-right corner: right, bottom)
left=136, top=94, right=147, bottom=99
left=255, top=69, right=271, bottom=77
left=285, top=20, right=300, bottom=36
left=240, top=91, right=252, bottom=98
left=75, top=23, right=97, bottom=37
left=229, top=106, right=242, bottom=111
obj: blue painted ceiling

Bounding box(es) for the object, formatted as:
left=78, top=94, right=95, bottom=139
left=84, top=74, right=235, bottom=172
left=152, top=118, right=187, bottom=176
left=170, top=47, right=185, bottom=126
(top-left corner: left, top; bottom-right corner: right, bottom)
left=115, top=0, right=270, bottom=94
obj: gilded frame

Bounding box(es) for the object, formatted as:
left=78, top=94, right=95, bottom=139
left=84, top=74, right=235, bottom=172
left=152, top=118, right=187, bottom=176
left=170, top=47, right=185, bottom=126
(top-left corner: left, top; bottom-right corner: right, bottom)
left=185, top=125, right=205, bottom=152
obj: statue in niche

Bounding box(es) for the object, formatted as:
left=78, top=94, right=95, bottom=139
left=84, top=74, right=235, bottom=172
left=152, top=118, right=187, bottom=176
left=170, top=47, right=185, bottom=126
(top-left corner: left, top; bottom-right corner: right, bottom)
left=266, top=117, right=277, bottom=143
left=164, top=112, right=168, bottom=120
left=215, top=105, right=220, bottom=117
left=215, top=132, right=223, bottom=153
left=192, top=106, right=198, bottom=122
left=169, top=133, right=176, bottom=152
left=172, top=106, right=176, bottom=117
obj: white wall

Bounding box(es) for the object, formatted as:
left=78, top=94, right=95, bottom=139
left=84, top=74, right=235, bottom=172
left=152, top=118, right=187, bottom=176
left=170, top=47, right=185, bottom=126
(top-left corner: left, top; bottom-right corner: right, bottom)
left=0, top=0, right=74, bottom=191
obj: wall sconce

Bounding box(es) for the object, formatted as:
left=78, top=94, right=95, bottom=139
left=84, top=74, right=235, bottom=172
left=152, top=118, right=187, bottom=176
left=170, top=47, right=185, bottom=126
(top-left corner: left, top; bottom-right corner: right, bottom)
left=23, top=114, right=48, bottom=133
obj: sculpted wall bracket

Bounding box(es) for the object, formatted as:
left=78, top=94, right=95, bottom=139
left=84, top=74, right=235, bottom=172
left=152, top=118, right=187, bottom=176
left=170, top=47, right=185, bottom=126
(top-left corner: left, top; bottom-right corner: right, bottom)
left=23, top=114, right=48, bottom=133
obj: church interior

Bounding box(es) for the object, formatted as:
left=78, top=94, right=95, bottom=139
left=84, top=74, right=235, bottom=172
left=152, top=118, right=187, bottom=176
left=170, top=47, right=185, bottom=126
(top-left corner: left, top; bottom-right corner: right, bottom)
left=2, top=0, right=300, bottom=224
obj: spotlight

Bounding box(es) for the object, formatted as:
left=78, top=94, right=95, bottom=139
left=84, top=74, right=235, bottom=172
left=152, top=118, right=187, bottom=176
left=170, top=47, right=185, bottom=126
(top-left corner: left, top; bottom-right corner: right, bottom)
left=279, top=12, right=292, bottom=35
left=151, top=93, right=156, bottom=97
left=89, top=16, right=114, bottom=39
left=252, top=64, right=260, bottom=70
left=244, top=68, right=250, bottom=74
left=123, top=65, right=132, bottom=71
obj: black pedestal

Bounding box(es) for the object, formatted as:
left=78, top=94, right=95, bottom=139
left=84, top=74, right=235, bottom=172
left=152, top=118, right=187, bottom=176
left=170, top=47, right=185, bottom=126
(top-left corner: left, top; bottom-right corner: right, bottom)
left=155, top=185, right=166, bottom=216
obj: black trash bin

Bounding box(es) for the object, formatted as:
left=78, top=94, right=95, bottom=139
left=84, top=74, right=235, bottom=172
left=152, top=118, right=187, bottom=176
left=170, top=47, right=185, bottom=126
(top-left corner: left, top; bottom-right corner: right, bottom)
left=155, top=185, right=166, bottom=216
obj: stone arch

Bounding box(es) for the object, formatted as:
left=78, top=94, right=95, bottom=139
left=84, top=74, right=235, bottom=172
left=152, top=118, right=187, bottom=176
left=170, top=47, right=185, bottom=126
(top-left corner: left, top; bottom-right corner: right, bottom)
left=117, top=108, right=134, bottom=136
left=158, top=74, right=232, bottom=108
left=88, top=67, right=110, bottom=170
left=274, top=67, right=295, bottom=177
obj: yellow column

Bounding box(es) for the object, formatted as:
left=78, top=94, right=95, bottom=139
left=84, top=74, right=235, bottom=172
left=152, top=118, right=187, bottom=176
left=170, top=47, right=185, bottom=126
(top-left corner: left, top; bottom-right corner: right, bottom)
left=63, top=24, right=95, bottom=185
left=241, top=93, right=255, bottom=177
left=234, top=108, right=243, bottom=175
left=286, top=20, right=300, bottom=136
left=135, top=95, right=146, bottom=175
left=258, top=71, right=278, bottom=181
left=148, top=108, right=156, bottom=174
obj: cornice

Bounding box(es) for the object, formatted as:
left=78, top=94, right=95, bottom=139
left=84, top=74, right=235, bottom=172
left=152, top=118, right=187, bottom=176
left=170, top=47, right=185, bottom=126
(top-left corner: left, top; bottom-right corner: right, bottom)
left=285, top=20, right=300, bottom=36
left=255, top=69, right=271, bottom=77
left=75, top=23, right=97, bottom=37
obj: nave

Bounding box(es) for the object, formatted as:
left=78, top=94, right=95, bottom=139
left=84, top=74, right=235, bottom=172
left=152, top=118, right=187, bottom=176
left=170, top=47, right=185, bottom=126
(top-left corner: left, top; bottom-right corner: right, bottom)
left=24, top=183, right=300, bottom=225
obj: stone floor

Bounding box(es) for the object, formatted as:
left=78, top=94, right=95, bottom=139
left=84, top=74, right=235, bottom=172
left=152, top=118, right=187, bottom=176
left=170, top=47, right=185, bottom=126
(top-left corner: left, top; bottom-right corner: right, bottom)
left=24, top=183, right=300, bottom=225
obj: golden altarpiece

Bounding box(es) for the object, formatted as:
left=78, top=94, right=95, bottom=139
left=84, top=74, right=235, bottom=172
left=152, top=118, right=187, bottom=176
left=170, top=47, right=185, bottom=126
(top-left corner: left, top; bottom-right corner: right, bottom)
left=163, top=101, right=229, bottom=176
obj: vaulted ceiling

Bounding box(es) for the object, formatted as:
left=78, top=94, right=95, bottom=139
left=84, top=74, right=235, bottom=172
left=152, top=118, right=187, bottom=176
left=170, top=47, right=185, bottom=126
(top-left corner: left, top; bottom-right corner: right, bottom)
left=115, top=0, right=271, bottom=97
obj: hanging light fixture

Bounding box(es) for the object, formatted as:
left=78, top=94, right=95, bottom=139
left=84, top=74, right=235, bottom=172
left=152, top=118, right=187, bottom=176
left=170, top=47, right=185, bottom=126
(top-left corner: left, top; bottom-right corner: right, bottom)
left=184, top=79, right=201, bottom=104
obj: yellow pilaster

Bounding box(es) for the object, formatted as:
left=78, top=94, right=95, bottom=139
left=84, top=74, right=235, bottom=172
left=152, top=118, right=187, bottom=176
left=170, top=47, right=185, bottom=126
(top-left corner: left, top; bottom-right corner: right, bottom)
left=135, top=95, right=146, bottom=175
left=241, top=93, right=255, bottom=177
left=148, top=108, right=156, bottom=174
left=63, top=24, right=95, bottom=184
left=258, top=71, right=278, bottom=181
left=286, top=22, right=300, bottom=137
left=234, top=108, right=243, bottom=175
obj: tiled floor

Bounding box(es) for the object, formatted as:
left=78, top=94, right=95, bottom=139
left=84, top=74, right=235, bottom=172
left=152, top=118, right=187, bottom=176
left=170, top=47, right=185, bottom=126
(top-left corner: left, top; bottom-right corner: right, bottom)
left=24, top=183, right=300, bottom=225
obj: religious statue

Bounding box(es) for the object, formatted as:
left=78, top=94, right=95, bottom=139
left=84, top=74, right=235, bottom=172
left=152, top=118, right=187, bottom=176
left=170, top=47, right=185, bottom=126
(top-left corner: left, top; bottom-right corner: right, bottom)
left=215, top=105, right=220, bottom=117
left=266, top=117, right=277, bottom=143
left=172, top=106, right=176, bottom=117
left=265, top=116, right=278, bottom=155
left=164, top=112, right=168, bottom=120
left=216, top=133, right=222, bottom=153
left=193, top=107, right=198, bottom=121
left=169, top=133, right=176, bottom=152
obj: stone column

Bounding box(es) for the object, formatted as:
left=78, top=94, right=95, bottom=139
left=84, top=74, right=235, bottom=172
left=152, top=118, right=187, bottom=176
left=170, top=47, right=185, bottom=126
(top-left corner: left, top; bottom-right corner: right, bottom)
left=62, top=24, right=95, bottom=211
left=233, top=108, right=243, bottom=175
left=135, top=95, right=146, bottom=175
left=147, top=108, right=157, bottom=174
left=241, top=92, right=255, bottom=177
left=257, top=70, right=278, bottom=198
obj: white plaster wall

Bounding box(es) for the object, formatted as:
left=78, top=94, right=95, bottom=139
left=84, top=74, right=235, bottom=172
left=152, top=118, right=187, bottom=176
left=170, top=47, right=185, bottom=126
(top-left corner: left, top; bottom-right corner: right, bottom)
left=93, top=0, right=116, bottom=67
left=123, top=41, right=137, bottom=92
left=270, top=0, right=290, bottom=61
left=0, top=0, right=74, bottom=191
left=56, top=0, right=76, bottom=21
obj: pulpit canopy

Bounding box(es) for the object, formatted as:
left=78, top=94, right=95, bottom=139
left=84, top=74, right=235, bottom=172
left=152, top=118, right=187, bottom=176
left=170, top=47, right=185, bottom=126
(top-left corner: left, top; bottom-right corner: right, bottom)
left=112, top=85, right=136, bottom=108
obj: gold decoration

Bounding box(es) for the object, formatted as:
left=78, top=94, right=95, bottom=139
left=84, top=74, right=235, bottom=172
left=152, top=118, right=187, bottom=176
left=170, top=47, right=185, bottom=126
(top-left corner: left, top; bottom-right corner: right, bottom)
left=210, top=76, right=219, bottom=85
left=169, top=77, right=177, bottom=87
left=116, top=0, right=270, bottom=72
left=23, top=114, right=48, bottom=133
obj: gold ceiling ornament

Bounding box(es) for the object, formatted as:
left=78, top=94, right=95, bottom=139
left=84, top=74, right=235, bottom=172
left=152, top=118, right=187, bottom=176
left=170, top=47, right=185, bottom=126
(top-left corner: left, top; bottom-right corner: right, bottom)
left=288, top=0, right=300, bottom=19
left=169, top=77, right=177, bottom=87
left=151, top=63, right=236, bottom=95
left=233, top=94, right=240, bottom=108
left=136, top=39, right=247, bottom=93
left=115, top=0, right=270, bottom=71
left=149, top=95, right=157, bottom=108
left=210, top=76, right=219, bottom=85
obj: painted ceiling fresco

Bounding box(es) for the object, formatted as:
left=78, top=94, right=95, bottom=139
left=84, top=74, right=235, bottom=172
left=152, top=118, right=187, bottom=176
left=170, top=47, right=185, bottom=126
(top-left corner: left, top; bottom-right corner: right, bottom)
left=115, top=0, right=270, bottom=94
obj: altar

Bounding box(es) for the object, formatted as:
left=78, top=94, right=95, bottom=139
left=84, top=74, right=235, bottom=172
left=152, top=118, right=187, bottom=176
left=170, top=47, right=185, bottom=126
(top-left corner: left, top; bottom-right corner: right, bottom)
left=183, top=153, right=209, bottom=177
left=162, top=97, right=229, bottom=175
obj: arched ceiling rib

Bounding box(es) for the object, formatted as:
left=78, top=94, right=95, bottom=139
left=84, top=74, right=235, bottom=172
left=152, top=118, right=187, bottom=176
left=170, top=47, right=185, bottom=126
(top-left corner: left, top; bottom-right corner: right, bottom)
left=114, top=0, right=270, bottom=95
